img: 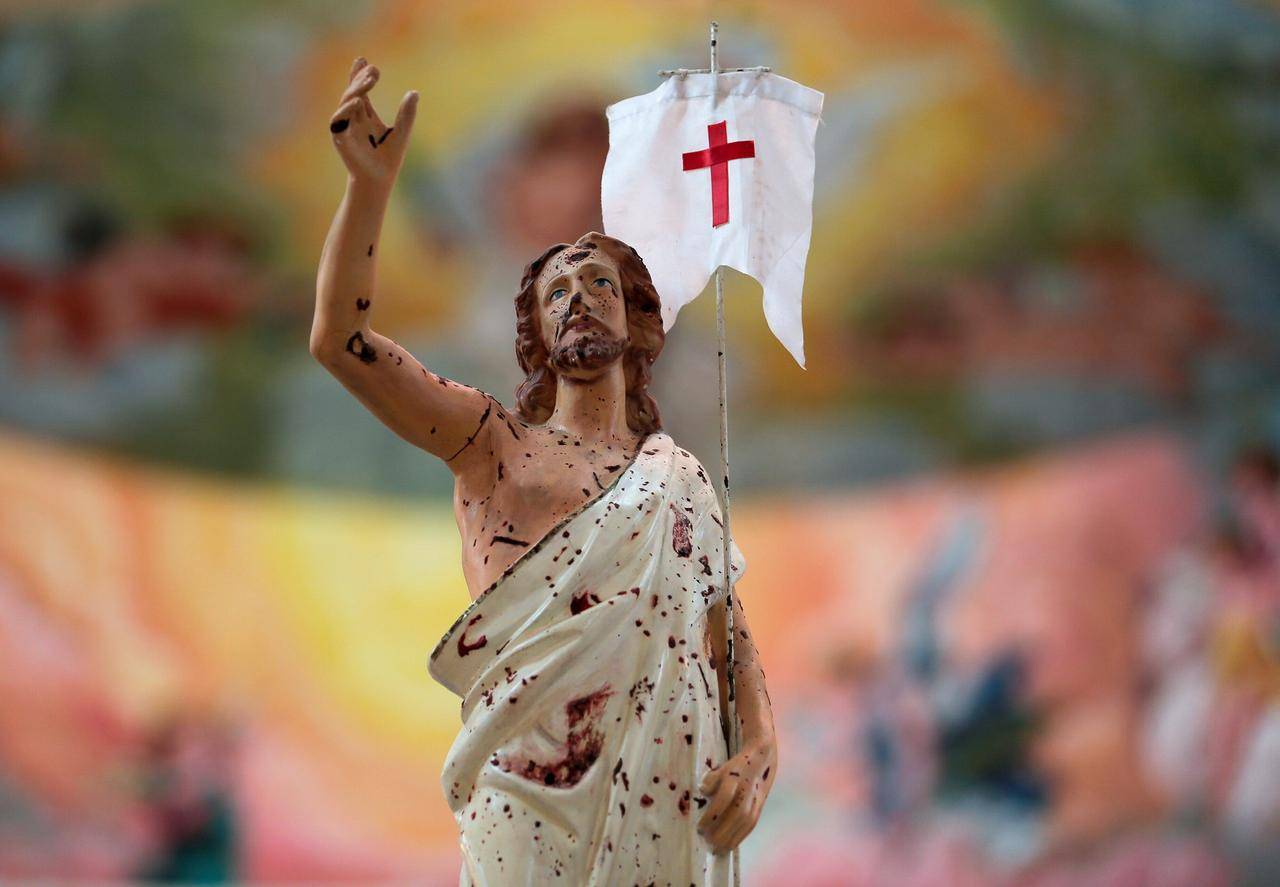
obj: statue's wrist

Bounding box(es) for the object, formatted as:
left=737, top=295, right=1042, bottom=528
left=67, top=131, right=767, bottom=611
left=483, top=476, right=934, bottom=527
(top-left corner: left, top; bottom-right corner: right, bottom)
left=347, top=173, right=394, bottom=201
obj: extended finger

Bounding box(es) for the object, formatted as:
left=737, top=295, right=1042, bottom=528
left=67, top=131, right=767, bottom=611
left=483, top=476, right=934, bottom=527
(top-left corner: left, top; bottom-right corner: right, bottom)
left=348, top=56, right=367, bottom=83
left=340, top=65, right=379, bottom=103
left=393, top=90, right=419, bottom=137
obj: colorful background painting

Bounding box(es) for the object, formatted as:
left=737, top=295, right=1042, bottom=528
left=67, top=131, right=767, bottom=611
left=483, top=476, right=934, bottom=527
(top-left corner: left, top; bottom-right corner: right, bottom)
left=2, top=1, right=1279, bottom=884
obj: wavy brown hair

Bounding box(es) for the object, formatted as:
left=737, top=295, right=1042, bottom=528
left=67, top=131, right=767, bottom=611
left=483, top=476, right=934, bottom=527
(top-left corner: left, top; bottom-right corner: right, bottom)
left=513, top=232, right=664, bottom=434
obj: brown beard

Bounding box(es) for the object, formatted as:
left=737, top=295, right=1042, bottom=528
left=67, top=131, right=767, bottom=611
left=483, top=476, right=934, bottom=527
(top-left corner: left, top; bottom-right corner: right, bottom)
left=549, top=326, right=627, bottom=374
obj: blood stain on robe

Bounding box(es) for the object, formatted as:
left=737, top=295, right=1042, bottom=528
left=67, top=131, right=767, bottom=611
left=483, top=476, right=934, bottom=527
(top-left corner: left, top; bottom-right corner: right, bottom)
left=570, top=590, right=601, bottom=614
left=493, top=685, right=614, bottom=788
left=669, top=503, right=693, bottom=557
left=457, top=613, right=487, bottom=657
left=612, top=758, right=631, bottom=791
left=628, top=674, right=655, bottom=721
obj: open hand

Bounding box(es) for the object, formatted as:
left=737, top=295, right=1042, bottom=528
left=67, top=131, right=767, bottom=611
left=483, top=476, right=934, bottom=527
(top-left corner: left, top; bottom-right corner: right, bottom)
left=328, top=57, right=418, bottom=187
left=696, top=737, right=777, bottom=854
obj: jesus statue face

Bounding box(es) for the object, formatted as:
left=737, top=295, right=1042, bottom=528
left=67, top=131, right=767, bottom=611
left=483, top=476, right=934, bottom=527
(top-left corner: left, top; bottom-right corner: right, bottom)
left=534, top=242, right=630, bottom=380
left=512, top=232, right=665, bottom=434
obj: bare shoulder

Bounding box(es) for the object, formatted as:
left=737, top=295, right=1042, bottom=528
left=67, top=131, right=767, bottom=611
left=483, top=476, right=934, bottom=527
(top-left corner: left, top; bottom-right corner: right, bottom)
left=448, top=392, right=537, bottom=483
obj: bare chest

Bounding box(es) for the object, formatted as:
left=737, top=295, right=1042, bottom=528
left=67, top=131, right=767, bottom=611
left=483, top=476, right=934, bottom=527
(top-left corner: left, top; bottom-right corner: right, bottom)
left=453, top=430, right=640, bottom=598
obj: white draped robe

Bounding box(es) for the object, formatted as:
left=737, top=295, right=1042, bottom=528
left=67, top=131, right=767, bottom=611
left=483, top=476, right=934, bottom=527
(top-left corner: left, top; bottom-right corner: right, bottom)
left=429, top=430, right=746, bottom=886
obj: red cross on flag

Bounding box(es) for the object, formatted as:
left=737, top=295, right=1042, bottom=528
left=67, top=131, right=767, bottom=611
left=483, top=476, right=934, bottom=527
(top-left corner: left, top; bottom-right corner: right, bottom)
left=602, top=72, right=824, bottom=367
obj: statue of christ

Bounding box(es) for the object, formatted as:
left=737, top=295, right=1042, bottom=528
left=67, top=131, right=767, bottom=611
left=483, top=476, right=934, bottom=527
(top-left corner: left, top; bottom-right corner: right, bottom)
left=310, top=59, right=777, bottom=885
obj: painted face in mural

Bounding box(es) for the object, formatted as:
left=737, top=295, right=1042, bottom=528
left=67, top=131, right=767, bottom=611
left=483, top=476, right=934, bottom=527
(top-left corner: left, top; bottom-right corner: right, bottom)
left=535, top=244, right=629, bottom=380
left=492, top=100, right=610, bottom=253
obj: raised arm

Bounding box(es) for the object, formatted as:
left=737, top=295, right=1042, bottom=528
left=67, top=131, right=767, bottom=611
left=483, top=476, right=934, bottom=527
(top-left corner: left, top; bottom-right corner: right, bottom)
left=309, top=58, right=498, bottom=471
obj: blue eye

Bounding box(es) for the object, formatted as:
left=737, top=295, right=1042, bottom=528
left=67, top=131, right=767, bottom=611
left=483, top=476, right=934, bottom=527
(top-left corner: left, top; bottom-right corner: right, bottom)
left=593, top=277, right=612, bottom=289
left=549, top=288, right=567, bottom=302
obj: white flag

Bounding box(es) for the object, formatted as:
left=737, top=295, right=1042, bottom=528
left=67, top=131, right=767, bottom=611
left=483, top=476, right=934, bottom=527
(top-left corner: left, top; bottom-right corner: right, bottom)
left=602, top=71, right=823, bottom=368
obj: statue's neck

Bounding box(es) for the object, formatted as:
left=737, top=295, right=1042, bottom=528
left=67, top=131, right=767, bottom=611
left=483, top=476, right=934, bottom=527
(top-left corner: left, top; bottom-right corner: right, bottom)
left=546, top=362, right=633, bottom=445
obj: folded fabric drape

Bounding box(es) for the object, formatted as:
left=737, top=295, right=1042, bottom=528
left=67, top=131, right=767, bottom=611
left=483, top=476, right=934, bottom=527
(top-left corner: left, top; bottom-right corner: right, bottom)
left=430, top=431, right=746, bottom=886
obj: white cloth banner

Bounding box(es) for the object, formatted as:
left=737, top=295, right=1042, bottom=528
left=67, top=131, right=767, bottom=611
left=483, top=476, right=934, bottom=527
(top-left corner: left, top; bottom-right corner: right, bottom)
left=602, top=72, right=824, bottom=367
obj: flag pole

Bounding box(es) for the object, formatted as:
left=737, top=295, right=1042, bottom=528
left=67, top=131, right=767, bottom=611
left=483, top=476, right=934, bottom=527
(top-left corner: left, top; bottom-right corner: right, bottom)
left=708, top=22, right=743, bottom=887
left=657, top=22, right=769, bottom=887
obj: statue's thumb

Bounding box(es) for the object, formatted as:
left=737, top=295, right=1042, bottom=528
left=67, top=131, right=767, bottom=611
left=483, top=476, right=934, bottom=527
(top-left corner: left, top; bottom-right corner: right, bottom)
left=699, top=768, right=721, bottom=794
left=395, top=90, right=420, bottom=135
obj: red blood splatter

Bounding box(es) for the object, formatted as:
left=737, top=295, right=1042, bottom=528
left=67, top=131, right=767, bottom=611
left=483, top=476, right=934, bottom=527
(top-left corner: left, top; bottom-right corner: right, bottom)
left=612, top=758, right=631, bottom=791
left=669, top=503, right=693, bottom=557
left=678, top=790, right=691, bottom=815
left=570, top=590, right=601, bottom=614
left=640, top=794, right=654, bottom=807
left=629, top=675, right=655, bottom=721
left=457, top=614, right=487, bottom=657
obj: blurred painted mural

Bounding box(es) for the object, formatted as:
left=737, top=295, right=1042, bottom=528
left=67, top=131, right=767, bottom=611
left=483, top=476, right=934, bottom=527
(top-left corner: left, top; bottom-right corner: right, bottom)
left=1, top=0, right=1279, bottom=884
